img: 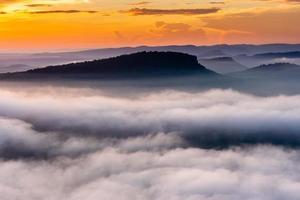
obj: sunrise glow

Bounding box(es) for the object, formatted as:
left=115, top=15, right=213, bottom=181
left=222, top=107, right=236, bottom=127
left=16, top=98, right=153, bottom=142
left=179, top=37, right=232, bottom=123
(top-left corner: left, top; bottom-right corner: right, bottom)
left=0, top=0, right=299, bottom=52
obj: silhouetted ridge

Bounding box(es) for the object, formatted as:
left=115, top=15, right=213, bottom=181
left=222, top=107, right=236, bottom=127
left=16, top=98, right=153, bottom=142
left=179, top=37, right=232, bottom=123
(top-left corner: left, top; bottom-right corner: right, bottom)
left=247, top=63, right=300, bottom=72
left=254, top=51, right=300, bottom=58
left=201, top=57, right=234, bottom=62
left=25, top=51, right=214, bottom=77
left=229, top=62, right=300, bottom=80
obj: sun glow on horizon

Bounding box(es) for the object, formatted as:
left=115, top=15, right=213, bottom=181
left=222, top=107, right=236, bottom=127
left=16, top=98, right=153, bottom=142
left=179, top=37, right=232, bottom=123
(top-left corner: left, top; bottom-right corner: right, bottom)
left=0, top=0, right=299, bottom=52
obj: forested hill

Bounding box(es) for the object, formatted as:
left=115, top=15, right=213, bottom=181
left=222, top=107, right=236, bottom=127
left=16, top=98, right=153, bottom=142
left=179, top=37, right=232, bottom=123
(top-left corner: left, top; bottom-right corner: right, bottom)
left=23, top=51, right=215, bottom=77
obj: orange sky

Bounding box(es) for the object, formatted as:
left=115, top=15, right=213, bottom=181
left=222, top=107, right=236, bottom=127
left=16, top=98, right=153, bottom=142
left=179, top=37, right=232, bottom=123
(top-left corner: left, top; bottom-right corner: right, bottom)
left=0, top=0, right=300, bottom=52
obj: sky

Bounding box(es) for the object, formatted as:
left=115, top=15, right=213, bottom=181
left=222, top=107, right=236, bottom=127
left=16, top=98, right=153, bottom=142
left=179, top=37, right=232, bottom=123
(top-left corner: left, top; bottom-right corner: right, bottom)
left=0, top=0, right=299, bottom=52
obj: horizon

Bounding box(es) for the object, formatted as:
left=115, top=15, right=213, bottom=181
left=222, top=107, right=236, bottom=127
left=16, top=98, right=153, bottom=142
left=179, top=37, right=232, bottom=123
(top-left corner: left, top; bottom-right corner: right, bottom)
left=1, top=42, right=300, bottom=54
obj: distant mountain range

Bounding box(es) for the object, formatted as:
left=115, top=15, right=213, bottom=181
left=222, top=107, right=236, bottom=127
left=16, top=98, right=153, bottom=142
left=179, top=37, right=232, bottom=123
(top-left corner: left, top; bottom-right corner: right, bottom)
left=1, top=44, right=300, bottom=72
left=2, top=51, right=300, bottom=82
left=253, top=51, right=300, bottom=59
left=2, top=51, right=300, bottom=95
left=230, top=63, right=300, bottom=79
left=247, top=62, right=299, bottom=72
left=234, top=51, right=300, bottom=67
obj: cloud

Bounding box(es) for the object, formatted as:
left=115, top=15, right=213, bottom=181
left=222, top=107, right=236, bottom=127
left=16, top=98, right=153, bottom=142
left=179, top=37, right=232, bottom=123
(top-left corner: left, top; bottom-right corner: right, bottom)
left=0, top=0, right=90, bottom=7
left=265, top=0, right=300, bottom=3
left=150, top=21, right=207, bottom=44
left=0, top=87, right=300, bottom=153
left=1, top=143, right=300, bottom=200
left=128, top=1, right=151, bottom=6
left=203, top=7, right=300, bottom=44
left=155, top=21, right=191, bottom=30
left=0, top=0, right=21, bottom=8
left=0, top=118, right=52, bottom=159
left=0, top=0, right=20, bottom=5
left=122, top=7, right=221, bottom=15
left=210, top=1, right=225, bottom=5
left=0, top=85, right=300, bottom=199
left=28, top=10, right=98, bottom=14
left=0, top=115, right=182, bottom=159
left=25, top=4, right=53, bottom=7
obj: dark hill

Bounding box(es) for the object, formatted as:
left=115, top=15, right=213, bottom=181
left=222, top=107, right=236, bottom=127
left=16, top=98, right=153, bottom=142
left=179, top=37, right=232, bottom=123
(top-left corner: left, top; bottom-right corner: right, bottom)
left=1, top=51, right=217, bottom=80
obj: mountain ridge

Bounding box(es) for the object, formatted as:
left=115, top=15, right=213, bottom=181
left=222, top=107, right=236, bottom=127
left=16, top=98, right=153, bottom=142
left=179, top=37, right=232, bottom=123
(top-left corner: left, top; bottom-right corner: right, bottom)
left=229, top=62, right=300, bottom=79
left=0, top=51, right=218, bottom=80
left=247, top=63, right=300, bottom=72
left=253, top=51, right=300, bottom=58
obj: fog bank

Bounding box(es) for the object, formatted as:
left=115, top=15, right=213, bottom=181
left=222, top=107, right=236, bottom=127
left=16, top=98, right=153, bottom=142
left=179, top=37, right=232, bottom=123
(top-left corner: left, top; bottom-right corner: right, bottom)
left=0, top=88, right=300, bottom=152
left=1, top=86, right=300, bottom=199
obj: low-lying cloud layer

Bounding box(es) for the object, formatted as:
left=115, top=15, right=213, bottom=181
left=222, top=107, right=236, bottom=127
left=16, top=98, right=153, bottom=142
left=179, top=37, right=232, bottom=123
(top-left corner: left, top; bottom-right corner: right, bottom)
left=1, top=88, right=300, bottom=152
left=1, top=85, right=300, bottom=199
left=1, top=142, right=300, bottom=200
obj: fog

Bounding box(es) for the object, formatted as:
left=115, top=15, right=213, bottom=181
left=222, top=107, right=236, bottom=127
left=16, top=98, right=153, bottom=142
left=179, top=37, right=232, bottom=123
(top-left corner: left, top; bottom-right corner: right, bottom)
left=1, top=86, right=300, bottom=150
left=1, top=139, right=300, bottom=200
left=1, top=84, right=300, bottom=199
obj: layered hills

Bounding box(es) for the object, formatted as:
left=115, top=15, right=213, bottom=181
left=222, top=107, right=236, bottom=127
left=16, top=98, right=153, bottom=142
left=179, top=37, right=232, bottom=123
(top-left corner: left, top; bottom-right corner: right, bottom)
left=230, top=63, right=300, bottom=79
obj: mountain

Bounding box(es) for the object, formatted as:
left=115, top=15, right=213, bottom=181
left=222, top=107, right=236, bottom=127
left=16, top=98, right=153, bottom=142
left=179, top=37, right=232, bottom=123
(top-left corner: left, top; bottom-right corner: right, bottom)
left=213, top=44, right=300, bottom=55
left=199, top=57, right=247, bottom=74
left=234, top=51, right=300, bottom=67
left=1, top=51, right=218, bottom=80
left=1, top=44, right=300, bottom=73
left=247, top=63, right=299, bottom=72
left=3, top=51, right=300, bottom=95
left=253, top=51, right=300, bottom=59
left=230, top=63, right=300, bottom=79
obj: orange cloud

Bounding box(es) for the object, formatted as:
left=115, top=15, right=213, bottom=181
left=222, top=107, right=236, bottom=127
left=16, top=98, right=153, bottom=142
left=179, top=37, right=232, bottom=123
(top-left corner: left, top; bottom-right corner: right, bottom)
left=128, top=1, right=151, bottom=6
left=0, top=0, right=21, bottom=7
left=122, top=8, right=221, bottom=15
left=203, top=7, right=300, bottom=43
left=0, top=0, right=20, bottom=4
left=28, top=10, right=98, bottom=14
left=210, top=1, right=225, bottom=5
left=286, top=0, right=300, bottom=3
left=25, top=4, right=53, bottom=8
left=258, top=0, right=300, bottom=3
left=0, top=0, right=299, bottom=51
left=149, top=21, right=207, bottom=44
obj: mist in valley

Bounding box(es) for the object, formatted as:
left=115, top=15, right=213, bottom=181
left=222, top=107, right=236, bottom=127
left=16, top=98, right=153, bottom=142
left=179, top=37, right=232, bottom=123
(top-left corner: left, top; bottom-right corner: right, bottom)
left=1, top=44, right=300, bottom=199
left=0, top=80, right=300, bottom=199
